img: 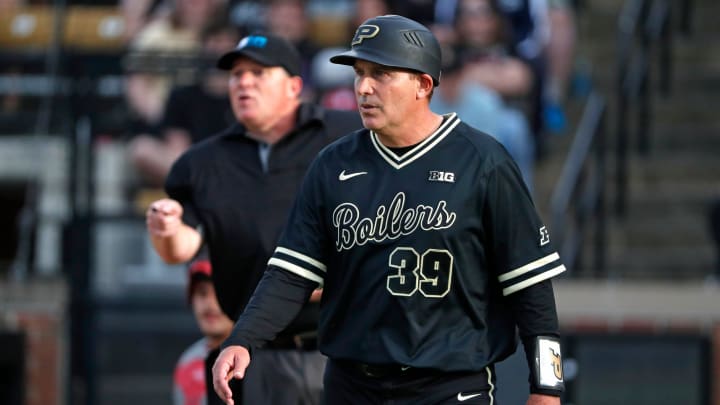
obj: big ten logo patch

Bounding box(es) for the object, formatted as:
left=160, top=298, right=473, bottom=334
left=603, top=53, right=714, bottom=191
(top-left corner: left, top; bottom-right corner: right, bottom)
left=428, top=171, right=455, bottom=183
left=539, top=226, right=550, bottom=246
left=352, top=25, right=380, bottom=45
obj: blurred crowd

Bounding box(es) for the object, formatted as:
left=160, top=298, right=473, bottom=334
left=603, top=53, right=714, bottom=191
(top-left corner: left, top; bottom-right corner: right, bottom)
left=1, top=0, right=579, bottom=194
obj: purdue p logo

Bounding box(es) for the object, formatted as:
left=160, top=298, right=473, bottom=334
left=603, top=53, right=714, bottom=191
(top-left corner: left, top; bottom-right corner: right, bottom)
left=352, top=24, right=380, bottom=45
left=536, top=336, right=564, bottom=389
left=550, top=347, right=563, bottom=380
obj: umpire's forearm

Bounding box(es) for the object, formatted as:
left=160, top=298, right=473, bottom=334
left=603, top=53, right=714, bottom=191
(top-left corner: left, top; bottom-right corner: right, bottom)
left=150, top=223, right=202, bottom=264
left=223, top=266, right=319, bottom=350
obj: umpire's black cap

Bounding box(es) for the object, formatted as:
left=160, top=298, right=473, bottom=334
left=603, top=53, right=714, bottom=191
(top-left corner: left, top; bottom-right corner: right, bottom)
left=217, top=33, right=302, bottom=77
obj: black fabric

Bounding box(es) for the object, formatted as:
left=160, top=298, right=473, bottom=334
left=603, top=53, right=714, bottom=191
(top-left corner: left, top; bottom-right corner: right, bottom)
left=507, top=279, right=563, bottom=396
left=165, top=103, right=362, bottom=332
left=324, top=359, right=495, bottom=404
left=224, top=266, right=317, bottom=351
left=508, top=280, right=560, bottom=339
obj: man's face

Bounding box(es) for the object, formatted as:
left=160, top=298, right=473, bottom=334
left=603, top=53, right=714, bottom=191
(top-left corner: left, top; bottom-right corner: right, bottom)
left=457, top=0, right=501, bottom=48
left=228, top=57, right=299, bottom=130
left=267, top=1, right=307, bottom=42
left=353, top=59, right=421, bottom=135
left=191, top=280, right=234, bottom=341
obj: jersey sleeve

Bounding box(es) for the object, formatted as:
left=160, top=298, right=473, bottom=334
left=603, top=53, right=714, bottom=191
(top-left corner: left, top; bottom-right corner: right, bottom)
left=223, top=265, right=319, bottom=349
left=164, top=153, right=201, bottom=228
left=483, top=158, right=566, bottom=296
left=266, top=156, right=331, bottom=286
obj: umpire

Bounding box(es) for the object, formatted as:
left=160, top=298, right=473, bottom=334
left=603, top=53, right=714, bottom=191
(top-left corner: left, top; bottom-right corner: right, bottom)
left=213, top=15, right=565, bottom=405
left=146, top=33, right=362, bottom=404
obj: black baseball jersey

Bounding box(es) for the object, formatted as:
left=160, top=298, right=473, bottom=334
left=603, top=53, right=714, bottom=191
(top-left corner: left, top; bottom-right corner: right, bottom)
left=268, top=113, right=566, bottom=371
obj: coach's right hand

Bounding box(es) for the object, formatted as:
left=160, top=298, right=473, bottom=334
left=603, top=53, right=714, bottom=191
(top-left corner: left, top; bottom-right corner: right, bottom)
left=213, top=345, right=251, bottom=405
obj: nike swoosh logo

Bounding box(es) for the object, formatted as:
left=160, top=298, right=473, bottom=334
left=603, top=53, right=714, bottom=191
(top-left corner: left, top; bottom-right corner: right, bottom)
left=457, top=392, right=483, bottom=401
left=338, top=170, right=367, bottom=181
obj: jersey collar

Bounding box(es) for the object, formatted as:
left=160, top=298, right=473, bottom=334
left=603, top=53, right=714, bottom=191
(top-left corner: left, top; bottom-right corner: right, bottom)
left=370, top=113, right=461, bottom=169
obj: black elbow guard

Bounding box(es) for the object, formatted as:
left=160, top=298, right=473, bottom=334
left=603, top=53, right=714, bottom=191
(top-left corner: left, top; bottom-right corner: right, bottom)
left=528, top=335, right=565, bottom=396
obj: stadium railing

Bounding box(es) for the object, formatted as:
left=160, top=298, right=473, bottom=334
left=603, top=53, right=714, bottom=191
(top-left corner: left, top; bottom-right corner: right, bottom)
left=614, top=0, right=673, bottom=217
left=551, top=92, right=607, bottom=276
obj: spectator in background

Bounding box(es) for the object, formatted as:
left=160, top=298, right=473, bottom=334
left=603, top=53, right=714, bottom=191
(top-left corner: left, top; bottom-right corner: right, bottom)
left=439, top=0, right=576, bottom=146
left=0, top=0, right=23, bottom=12
left=264, top=0, right=320, bottom=97
left=430, top=46, right=535, bottom=191
left=124, top=0, right=228, bottom=150
left=120, top=0, right=160, bottom=42
left=454, top=0, right=534, bottom=99
left=386, top=0, right=457, bottom=45
left=386, top=0, right=434, bottom=25
left=310, top=0, right=390, bottom=111
left=310, top=47, right=356, bottom=111
left=128, top=20, right=239, bottom=187
left=351, top=0, right=390, bottom=35
left=174, top=255, right=235, bottom=405
left=493, top=0, right=576, bottom=135
left=544, top=0, right=576, bottom=134
left=227, top=0, right=265, bottom=33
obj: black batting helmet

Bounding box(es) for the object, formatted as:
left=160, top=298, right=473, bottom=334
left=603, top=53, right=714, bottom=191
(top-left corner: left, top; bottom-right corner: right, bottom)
left=330, top=15, right=442, bottom=86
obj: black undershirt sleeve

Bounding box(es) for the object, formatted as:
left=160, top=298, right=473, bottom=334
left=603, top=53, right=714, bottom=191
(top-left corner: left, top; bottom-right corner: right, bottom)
left=222, top=266, right=320, bottom=351
left=507, top=279, right=563, bottom=396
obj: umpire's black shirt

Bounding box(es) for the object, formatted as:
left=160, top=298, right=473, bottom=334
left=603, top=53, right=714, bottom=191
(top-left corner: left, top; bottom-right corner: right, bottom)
left=165, top=103, right=361, bottom=335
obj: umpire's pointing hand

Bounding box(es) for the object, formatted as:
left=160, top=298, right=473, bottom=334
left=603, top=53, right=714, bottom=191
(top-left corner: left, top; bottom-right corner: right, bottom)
left=146, top=198, right=184, bottom=237
left=212, top=345, right=251, bottom=405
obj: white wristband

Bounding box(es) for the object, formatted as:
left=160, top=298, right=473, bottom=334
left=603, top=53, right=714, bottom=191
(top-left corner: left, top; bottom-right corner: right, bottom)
left=534, top=335, right=565, bottom=391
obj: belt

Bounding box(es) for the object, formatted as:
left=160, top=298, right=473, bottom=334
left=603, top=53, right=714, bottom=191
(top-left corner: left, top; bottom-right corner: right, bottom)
left=338, top=360, right=414, bottom=378
left=265, top=332, right=318, bottom=351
